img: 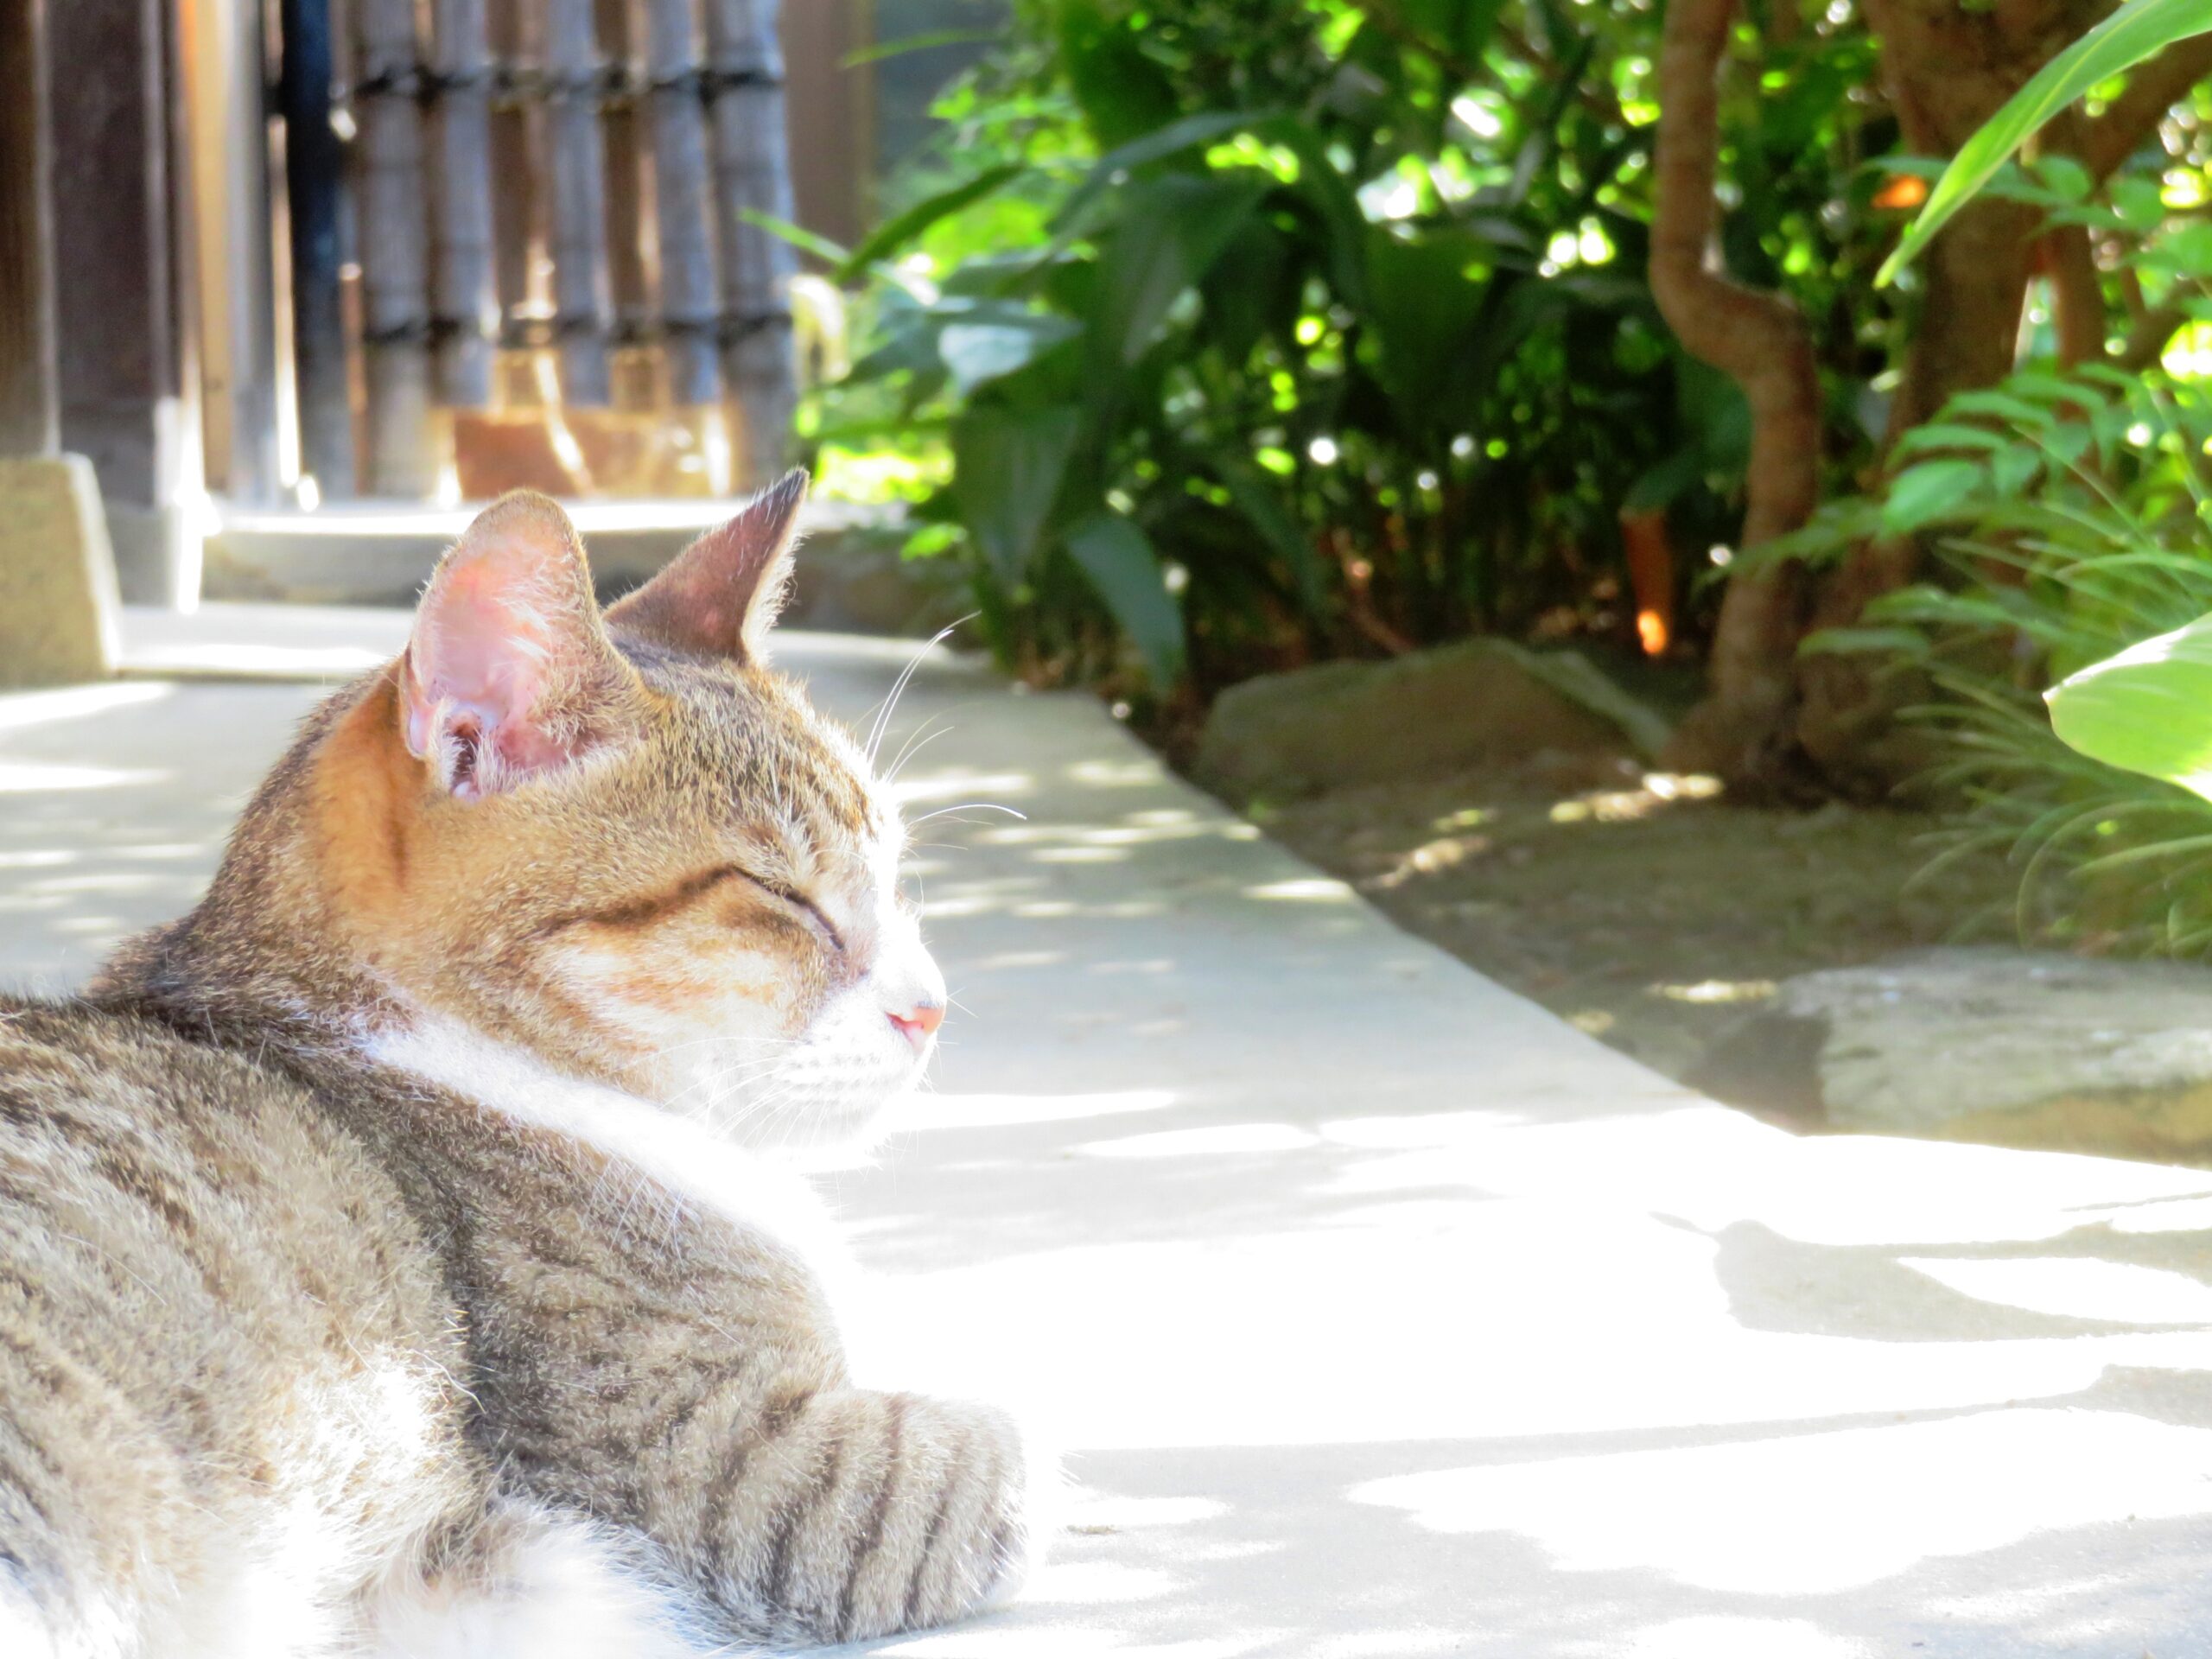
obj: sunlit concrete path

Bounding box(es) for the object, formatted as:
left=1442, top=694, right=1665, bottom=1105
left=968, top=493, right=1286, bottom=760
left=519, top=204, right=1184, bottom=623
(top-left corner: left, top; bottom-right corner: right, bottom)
left=5, top=607, right=2212, bottom=1657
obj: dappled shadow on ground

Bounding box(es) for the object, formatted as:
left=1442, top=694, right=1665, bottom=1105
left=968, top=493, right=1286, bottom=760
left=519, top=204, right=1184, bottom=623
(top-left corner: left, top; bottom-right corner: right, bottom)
left=5, top=639, right=2211, bottom=1653
left=1253, top=753, right=2026, bottom=1087
left=844, top=1431, right=2212, bottom=1657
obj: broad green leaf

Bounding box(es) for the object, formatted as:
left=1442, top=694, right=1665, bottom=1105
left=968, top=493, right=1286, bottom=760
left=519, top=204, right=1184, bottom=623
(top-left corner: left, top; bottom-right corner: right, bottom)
left=938, top=316, right=1083, bottom=393
left=1882, top=458, right=1986, bottom=533
left=734, top=209, right=851, bottom=268
left=2157, top=219, right=2212, bottom=276
left=1058, top=0, right=1179, bottom=146
left=2040, top=422, right=2095, bottom=471
left=1991, top=443, right=2044, bottom=496
left=1065, top=513, right=1185, bottom=687
left=1799, top=626, right=1935, bottom=659
left=1216, top=458, right=1329, bottom=615
left=1948, top=389, right=2059, bottom=429
left=1880, top=0, right=2212, bottom=284
left=2048, top=611, right=2212, bottom=801
left=1401, top=0, right=1509, bottom=60
left=1624, top=448, right=1705, bottom=513
left=836, top=164, right=1028, bottom=283
left=2011, top=368, right=2097, bottom=404
left=951, top=406, right=1084, bottom=588
left=840, top=27, right=1007, bottom=69
left=1054, top=110, right=1280, bottom=238
left=2034, top=154, right=2094, bottom=202
left=2113, top=175, right=2171, bottom=232
left=1263, top=121, right=1371, bottom=308
left=1092, top=175, right=1269, bottom=366
left=1365, top=228, right=1492, bottom=430
left=1891, top=423, right=2015, bottom=458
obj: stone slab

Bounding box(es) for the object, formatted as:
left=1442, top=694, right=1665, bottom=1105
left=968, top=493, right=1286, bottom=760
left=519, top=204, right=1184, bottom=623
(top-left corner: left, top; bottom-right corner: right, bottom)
left=1696, top=949, right=2212, bottom=1163
left=0, top=453, right=118, bottom=688
left=1194, top=638, right=1670, bottom=804
left=0, top=613, right=2207, bottom=1656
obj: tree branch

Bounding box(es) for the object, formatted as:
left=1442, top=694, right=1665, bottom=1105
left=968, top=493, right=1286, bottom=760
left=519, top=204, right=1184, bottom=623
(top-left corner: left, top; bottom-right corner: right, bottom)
left=1349, top=1, right=1485, bottom=89
left=2046, top=225, right=2107, bottom=366
left=1649, top=0, right=1820, bottom=548
left=2075, top=32, right=2212, bottom=181
left=2120, top=297, right=2190, bottom=370
left=1649, top=0, right=1821, bottom=780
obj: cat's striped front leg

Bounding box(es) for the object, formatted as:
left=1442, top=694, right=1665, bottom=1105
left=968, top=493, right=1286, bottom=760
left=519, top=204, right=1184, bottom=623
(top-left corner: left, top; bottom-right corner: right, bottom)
left=663, top=1386, right=1035, bottom=1647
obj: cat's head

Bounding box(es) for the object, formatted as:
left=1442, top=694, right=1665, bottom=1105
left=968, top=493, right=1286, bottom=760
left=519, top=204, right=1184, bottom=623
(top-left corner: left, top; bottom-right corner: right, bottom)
left=315, top=472, right=942, bottom=1149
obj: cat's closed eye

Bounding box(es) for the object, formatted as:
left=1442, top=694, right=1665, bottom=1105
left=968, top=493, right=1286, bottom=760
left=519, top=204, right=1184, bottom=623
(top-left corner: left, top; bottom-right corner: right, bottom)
left=741, top=873, right=846, bottom=956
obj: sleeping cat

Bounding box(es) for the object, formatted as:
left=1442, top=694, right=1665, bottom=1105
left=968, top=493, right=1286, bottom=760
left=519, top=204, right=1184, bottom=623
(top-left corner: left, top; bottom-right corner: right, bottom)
left=0, top=472, right=1039, bottom=1656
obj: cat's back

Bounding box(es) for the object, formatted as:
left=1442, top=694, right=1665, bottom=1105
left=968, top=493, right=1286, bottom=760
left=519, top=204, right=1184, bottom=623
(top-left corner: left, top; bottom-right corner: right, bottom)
left=0, top=995, right=441, bottom=1341
left=0, top=998, right=482, bottom=1649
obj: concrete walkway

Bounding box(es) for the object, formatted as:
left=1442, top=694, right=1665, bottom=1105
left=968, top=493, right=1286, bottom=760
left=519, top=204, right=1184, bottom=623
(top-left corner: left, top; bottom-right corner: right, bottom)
left=4, top=607, right=2212, bottom=1657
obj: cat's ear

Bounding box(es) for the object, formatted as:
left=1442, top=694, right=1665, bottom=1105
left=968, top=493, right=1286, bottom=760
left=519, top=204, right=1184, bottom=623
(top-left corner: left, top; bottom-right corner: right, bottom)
left=604, top=468, right=808, bottom=664
left=398, top=492, right=643, bottom=802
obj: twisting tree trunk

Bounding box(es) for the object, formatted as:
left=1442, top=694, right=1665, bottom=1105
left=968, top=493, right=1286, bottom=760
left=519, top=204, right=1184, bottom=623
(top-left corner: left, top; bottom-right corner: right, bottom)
left=1664, top=0, right=2212, bottom=792
left=1794, top=3, right=2205, bottom=789
left=1649, top=0, right=1822, bottom=787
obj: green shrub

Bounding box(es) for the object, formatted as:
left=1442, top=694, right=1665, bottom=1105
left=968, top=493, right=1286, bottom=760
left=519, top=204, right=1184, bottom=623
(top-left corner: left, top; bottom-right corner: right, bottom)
left=807, top=0, right=1890, bottom=702
left=1770, top=354, right=2212, bottom=953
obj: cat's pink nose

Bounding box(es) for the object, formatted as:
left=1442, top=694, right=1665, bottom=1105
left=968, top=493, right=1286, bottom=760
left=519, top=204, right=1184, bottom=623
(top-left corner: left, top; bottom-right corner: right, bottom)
left=887, top=1001, right=944, bottom=1051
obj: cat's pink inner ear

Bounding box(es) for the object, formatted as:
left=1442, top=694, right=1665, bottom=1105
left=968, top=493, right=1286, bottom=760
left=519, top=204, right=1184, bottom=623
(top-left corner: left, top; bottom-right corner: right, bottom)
left=605, top=468, right=809, bottom=662
left=400, top=493, right=623, bottom=800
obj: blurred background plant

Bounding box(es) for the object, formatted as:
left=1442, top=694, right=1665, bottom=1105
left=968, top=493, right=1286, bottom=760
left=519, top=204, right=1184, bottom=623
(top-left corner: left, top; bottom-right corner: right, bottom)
left=803, top=0, right=1904, bottom=719
left=1735, top=0, right=2212, bottom=959
left=794, top=0, right=2212, bottom=959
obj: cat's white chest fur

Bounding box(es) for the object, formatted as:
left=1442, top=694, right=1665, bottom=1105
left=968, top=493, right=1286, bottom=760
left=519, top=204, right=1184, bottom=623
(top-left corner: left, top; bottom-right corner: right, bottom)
left=360, top=1014, right=853, bottom=1285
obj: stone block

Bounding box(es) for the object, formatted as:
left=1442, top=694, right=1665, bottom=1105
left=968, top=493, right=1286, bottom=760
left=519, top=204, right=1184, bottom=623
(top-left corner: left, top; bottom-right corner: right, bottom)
left=0, top=453, right=119, bottom=687
left=1691, top=947, right=2212, bottom=1164
left=1193, top=638, right=1673, bottom=804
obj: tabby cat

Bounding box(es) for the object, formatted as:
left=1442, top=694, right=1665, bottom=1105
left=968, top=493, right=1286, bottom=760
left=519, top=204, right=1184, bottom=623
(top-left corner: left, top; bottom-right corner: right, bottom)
left=0, top=473, right=1040, bottom=1656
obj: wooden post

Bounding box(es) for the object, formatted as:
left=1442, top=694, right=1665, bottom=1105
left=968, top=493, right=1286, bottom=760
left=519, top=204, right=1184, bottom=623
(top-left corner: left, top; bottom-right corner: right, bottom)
left=598, top=0, right=649, bottom=405
left=486, top=0, right=536, bottom=370
left=430, top=0, right=496, bottom=408
left=704, top=0, right=798, bottom=486
left=353, top=0, right=435, bottom=494
left=0, top=0, right=120, bottom=683
left=781, top=0, right=868, bottom=255
left=643, top=0, right=719, bottom=408
left=51, top=0, right=190, bottom=601
left=545, top=0, right=613, bottom=404
left=177, top=0, right=282, bottom=502
left=0, top=0, right=60, bottom=458
left=279, top=0, right=356, bottom=499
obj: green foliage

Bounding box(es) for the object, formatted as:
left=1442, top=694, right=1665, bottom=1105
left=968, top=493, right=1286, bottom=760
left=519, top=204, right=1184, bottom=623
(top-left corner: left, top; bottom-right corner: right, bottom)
left=1788, top=360, right=2212, bottom=954
left=809, top=0, right=1894, bottom=696
left=1883, top=0, right=2212, bottom=282
left=2048, top=616, right=2212, bottom=804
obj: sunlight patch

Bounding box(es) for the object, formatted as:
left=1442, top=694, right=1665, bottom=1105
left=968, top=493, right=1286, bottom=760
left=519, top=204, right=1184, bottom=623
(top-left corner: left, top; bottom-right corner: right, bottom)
left=1650, top=978, right=1777, bottom=1006
left=1353, top=1408, right=2212, bottom=1595
left=1246, top=877, right=1352, bottom=903
left=1613, top=1616, right=1865, bottom=1659
left=0, top=762, right=168, bottom=793
left=0, top=681, right=168, bottom=732
left=900, top=1090, right=1178, bottom=1131
left=1082, top=1123, right=1319, bottom=1159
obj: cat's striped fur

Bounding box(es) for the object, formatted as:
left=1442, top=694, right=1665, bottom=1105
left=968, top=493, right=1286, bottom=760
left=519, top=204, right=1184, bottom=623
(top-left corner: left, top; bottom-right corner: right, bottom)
left=0, top=474, right=1038, bottom=1656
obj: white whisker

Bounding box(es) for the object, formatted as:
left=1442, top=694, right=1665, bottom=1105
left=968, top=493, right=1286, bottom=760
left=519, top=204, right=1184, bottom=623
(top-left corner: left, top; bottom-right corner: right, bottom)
left=864, top=618, right=971, bottom=767
left=905, top=802, right=1027, bottom=829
